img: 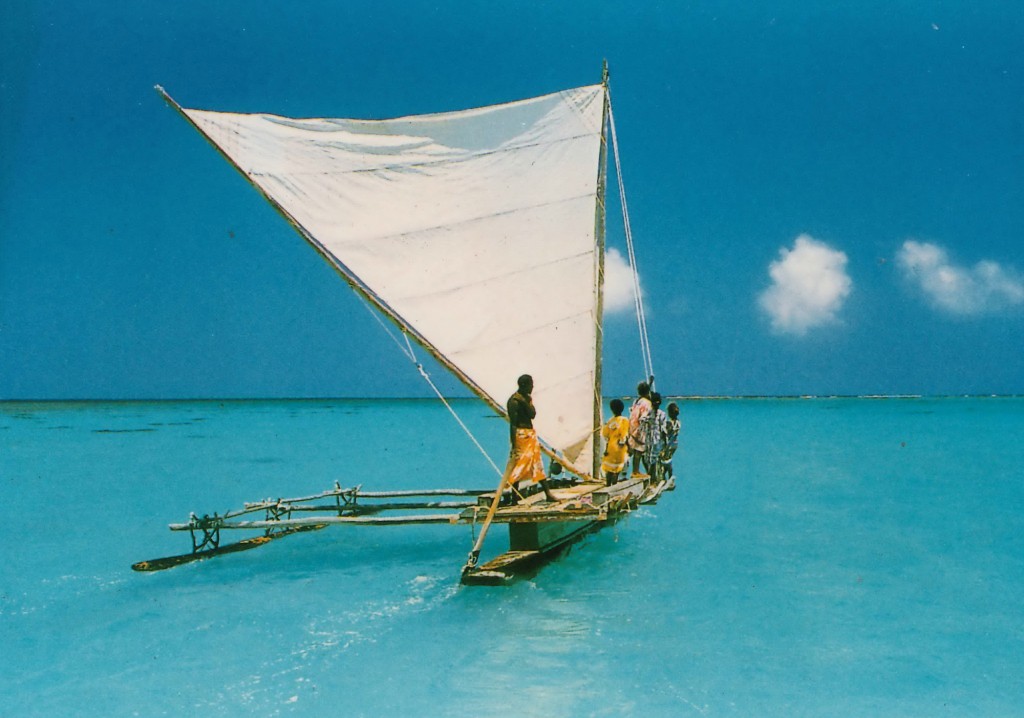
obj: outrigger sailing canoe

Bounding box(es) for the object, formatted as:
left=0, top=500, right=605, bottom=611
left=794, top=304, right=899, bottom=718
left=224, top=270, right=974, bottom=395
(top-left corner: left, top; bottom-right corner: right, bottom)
left=135, top=63, right=669, bottom=584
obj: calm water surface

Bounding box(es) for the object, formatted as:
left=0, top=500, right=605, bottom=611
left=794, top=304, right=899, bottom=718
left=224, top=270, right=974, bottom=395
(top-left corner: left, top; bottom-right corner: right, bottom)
left=2, top=398, right=1022, bottom=716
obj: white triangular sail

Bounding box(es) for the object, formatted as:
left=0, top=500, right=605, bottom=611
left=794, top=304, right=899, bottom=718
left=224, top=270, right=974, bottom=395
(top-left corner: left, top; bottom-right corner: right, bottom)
left=170, top=85, right=607, bottom=473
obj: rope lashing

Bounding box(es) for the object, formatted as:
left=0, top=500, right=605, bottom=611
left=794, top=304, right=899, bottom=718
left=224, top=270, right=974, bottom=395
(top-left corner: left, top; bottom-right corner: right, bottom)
left=353, top=294, right=503, bottom=477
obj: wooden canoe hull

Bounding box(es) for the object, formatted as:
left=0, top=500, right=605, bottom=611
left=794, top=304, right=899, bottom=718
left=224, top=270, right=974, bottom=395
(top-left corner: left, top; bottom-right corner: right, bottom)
left=461, top=476, right=657, bottom=585
left=461, top=520, right=606, bottom=585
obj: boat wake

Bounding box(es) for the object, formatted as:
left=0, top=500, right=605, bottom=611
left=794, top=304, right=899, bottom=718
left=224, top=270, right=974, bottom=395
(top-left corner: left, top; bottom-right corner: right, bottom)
left=197, top=573, right=459, bottom=713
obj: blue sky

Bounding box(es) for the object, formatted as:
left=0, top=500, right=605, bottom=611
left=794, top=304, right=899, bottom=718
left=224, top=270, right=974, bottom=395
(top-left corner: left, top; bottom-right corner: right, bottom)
left=2, top=1, right=1022, bottom=399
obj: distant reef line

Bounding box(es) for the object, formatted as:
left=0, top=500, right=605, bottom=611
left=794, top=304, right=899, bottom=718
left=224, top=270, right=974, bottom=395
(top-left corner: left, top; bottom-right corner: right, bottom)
left=2, top=393, right=1022, bottom=405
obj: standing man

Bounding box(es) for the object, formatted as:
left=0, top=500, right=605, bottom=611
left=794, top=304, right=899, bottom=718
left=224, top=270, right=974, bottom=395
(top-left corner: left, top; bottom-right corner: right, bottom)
left=506, top=374, right=556, bottom=502
left=628, top=381, right=653, bottom=477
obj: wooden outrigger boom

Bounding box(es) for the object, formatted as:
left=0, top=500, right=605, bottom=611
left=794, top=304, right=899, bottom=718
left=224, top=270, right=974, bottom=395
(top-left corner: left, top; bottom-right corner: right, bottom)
left=132, top=476, right=673, bottom=582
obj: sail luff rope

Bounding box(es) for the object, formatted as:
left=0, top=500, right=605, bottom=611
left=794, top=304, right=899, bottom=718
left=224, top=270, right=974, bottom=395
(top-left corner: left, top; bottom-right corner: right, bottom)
left=355, top=295, right=503, bottom=477
left=608, top=100, right=655, bottom=384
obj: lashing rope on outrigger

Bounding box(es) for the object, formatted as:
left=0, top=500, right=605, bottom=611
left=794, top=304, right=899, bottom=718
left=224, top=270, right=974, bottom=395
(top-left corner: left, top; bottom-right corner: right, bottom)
left=182, top=481, right=362, bottom=555
left=188, top=513, right=223, bottom=552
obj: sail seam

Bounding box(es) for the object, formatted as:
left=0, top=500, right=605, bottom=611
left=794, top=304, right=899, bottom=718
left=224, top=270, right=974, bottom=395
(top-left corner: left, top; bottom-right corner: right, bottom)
left=396, top=248, right=594, bottom=303
left=246, top=131, right=598, bottom=178
left=446, top=307, right=596, bottom=355
left=327, top=192, right=596, bottom=247
left=559, top=87, right=603, bottom=136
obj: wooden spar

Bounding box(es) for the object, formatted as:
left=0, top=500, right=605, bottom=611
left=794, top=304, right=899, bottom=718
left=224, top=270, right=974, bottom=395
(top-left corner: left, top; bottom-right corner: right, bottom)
left=171, top=514, right=462, bottom=531
left=593, top=61, right=610, bottom=478
left=356, top=488, right=487, bottom=498
left=282, top=500, right=477, bottom=513
left=465, top=506, right=603, bottom=523
left=177, top=486, right=486, bottom=522
left=153, top=85, right=507, bottom=423
left=461, top=460, right=515, bottom=574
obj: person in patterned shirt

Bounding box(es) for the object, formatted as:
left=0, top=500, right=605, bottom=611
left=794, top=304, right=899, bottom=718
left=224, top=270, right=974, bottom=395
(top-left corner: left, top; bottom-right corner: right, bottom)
left=628, top=381, right=653, bottom=477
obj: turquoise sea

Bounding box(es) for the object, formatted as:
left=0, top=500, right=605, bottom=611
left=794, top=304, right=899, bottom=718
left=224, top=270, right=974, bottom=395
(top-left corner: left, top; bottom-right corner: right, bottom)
left=2, top=397, right=1022, bottom=716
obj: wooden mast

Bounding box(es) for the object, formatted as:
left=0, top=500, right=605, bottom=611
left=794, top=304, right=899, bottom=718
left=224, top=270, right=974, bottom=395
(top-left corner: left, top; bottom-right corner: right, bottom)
left=592, top=62, right=610, bottom=478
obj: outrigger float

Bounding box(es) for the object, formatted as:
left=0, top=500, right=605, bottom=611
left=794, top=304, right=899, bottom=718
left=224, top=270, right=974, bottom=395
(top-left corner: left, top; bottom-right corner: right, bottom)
left=133, top=475, right=673, bottom=584
left=138, top=63, right=670, bottom=583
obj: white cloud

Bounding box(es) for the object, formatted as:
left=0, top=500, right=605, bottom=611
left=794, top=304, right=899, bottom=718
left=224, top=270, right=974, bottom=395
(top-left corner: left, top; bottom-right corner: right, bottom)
left=897, top=240, right=1024, bottom=316
left=604, top=247, right=640, bottom=314
left=759, top=234, right=852, bottom=336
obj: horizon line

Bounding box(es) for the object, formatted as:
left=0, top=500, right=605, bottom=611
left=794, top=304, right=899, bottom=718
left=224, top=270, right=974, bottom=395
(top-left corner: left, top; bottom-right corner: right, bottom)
left=2, top=393, right=1022, bottom=405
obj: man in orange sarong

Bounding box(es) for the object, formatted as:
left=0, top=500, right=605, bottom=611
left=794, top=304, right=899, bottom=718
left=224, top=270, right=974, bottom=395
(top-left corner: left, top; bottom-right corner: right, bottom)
left=506, top=374, right=556, bottom=503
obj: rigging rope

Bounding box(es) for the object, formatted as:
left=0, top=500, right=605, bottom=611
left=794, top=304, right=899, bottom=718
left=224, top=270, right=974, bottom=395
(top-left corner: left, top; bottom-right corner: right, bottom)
left=356, top=296, right=503, bottom=478
left=608, top=99, right=655, bottom=385
left=356, top=294, right=582, bottom=486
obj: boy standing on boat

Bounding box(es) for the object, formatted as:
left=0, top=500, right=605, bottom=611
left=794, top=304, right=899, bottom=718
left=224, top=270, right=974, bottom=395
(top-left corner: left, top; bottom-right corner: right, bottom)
left=506, top=374, right=556, bottom=502
left=601, top=398, right=630, bottom=485
left=643, top=392, right=668, bottom=479
left=658, top=402, right=681, bottom=487
left=628, top=382, right=653, bottom=477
